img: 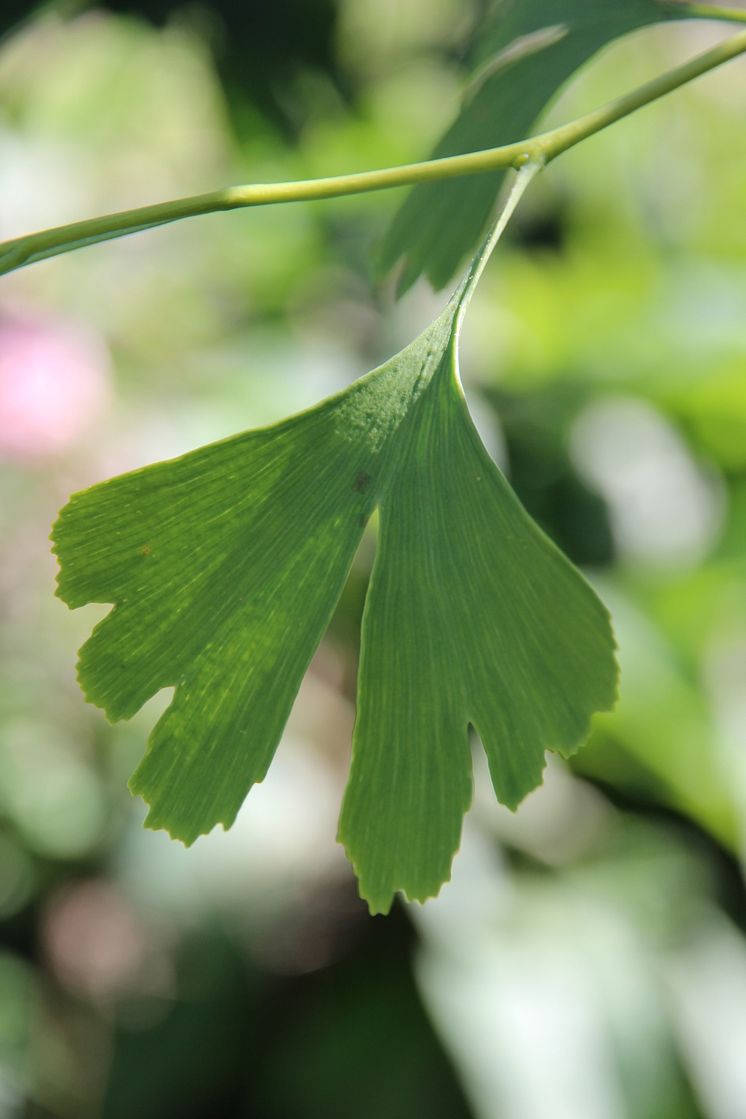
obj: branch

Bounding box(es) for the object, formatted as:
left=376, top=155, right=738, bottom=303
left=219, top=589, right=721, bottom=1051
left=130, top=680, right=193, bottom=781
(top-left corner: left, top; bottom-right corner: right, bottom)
left=539, top=24, right=746, bottom=160
left=674, top=4, right=746, bottom=24
left=2, top=27, right=745, bottom=277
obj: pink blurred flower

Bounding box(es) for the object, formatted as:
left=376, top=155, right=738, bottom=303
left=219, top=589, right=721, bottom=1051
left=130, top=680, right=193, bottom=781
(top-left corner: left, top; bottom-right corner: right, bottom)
left=0, top=312, right=111, bottom=460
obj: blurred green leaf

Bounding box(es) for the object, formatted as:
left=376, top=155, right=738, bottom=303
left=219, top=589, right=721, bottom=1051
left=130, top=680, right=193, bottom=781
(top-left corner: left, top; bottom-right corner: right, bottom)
left=52, top=288, right=616, bottom=915
left=574, top=582, right=739, bottom=849
left=378, top=0, right=690, bottom=292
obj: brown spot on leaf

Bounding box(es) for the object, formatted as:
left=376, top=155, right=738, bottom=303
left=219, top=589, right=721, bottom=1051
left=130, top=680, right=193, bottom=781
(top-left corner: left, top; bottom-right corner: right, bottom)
left=140, top=545, right=152, bottom=557
left=353, top=470, right=371, bottom=493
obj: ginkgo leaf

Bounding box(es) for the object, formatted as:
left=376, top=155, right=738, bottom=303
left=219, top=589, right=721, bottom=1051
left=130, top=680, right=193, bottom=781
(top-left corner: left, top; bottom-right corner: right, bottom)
left=52, top=308, right=456, bottom=844
left=378, top=0, right=693, bottom=293
left=338, top=333, right=616, bottom=914
left=52, top=168, right=617, bottom=912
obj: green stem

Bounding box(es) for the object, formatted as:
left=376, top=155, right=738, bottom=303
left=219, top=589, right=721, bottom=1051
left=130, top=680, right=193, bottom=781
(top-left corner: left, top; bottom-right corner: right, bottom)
left=674, top=4, right=746, bottom=24
left=453, top=160, right=543, bottom=331
left=540, top=24, right=746, bottom=161
left=2, top=27, right=745, bottom=277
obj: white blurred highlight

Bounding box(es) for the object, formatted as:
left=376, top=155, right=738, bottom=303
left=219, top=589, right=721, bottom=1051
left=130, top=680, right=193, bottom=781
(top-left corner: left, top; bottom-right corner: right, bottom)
left=570, top=397, right=723, bottom=568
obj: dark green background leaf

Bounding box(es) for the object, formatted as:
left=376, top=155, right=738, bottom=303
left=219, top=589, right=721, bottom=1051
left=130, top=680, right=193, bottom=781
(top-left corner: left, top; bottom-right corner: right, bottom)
left=378, top=0, right=692, bottom=292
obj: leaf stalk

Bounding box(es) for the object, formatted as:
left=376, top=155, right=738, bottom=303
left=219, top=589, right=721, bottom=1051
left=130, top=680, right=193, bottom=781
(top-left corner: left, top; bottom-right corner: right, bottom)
left=1, top=26, right=745, bottom=277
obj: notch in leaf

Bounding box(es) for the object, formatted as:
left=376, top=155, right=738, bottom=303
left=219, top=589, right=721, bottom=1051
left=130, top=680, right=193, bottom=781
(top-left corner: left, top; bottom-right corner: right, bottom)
left=52, top=168, right=617, bottom=913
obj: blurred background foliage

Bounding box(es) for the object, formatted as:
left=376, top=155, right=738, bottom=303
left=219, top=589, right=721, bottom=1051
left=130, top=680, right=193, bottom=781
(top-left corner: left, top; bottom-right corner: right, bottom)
left=0, top=1, right=746, bottom=1116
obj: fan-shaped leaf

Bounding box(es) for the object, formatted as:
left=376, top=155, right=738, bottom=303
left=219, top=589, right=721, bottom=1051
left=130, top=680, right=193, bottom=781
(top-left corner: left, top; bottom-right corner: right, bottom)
left=53, top=310, right=455, bottom=843
left=53, top=177, right=618, bottom=911
left=339, top=334, right=616, bottom=913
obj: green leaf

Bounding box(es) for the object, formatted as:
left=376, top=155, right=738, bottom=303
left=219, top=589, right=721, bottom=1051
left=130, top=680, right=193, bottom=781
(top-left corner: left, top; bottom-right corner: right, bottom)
left=52, top=179, right=617, bottom=913
left=52, top=309, right=457, bottom=845
left=339, top=347, right=617, bottom=913
left=378, top=0, right=691, bottom=293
